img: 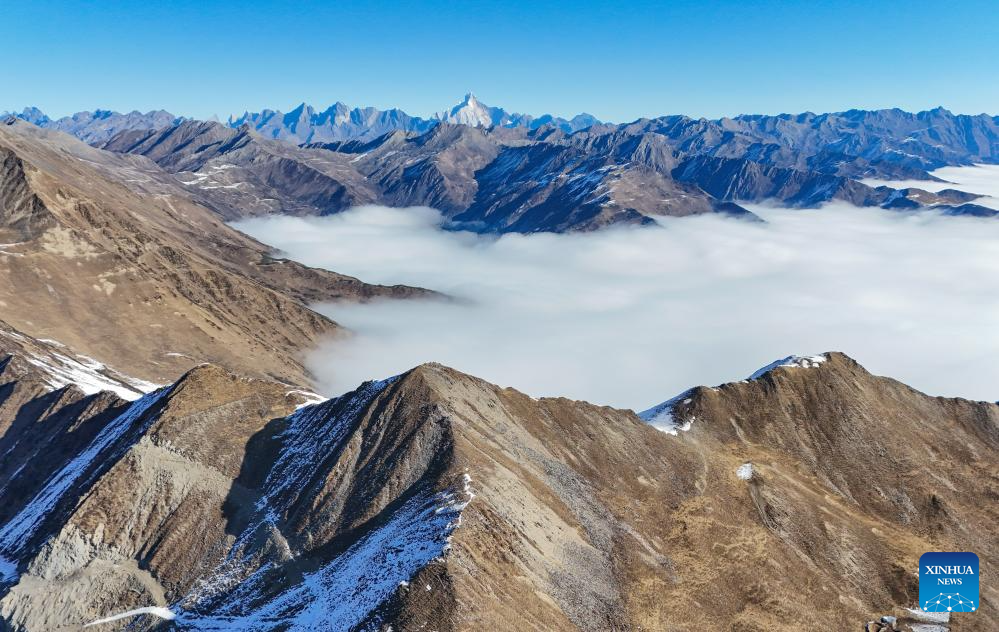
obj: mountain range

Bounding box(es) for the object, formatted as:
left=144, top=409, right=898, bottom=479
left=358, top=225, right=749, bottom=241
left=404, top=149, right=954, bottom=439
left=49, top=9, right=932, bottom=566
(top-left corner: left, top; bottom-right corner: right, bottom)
left=6, top=98, right=998, bottom=232
left=0, top=325, right=994, bottom=631
left=1, top=94, right=998, bottom=631
left=7, top=94, right=600, bottom=146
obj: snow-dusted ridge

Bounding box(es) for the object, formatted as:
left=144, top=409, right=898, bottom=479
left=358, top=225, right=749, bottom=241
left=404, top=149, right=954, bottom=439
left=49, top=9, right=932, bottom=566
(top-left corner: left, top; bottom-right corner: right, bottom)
left=2, top=370, right=475, bottom=628
left=175, top=482, right=473, bottom=631
left=84, top=472, right=474, bottom=630
left=638, top=388, right=696, bottom=435
left=0, top=327, right=159, bottom=400
left=158, top=376, right=476, bottom=630
left=286, top=388, right=327, bottom=409
left=747, top=354, right=828, bottom=380
left=639, top=354, right=830, bottom=435
left=0, top=388, right=170, bottom=584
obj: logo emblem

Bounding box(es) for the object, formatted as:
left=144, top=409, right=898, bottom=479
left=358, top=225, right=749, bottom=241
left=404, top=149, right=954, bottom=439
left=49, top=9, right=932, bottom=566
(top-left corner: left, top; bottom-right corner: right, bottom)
left=919, top=552, right=978, bottom=613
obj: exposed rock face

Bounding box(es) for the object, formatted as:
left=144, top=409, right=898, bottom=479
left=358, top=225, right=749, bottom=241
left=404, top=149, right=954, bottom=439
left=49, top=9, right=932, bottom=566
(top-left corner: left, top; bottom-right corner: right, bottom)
left=0, top=349, right=994, bottom=630
left=0, top=147, right=56, bottom=242
left=0, top=120, right=431, bottom=388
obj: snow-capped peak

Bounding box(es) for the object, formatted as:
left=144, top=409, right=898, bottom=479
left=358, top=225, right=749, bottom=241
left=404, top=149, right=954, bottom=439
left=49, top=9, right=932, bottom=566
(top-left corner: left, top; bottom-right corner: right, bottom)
left=437, top=93, right=507, bottom=128
left=747, top=354, right=828, bottom=380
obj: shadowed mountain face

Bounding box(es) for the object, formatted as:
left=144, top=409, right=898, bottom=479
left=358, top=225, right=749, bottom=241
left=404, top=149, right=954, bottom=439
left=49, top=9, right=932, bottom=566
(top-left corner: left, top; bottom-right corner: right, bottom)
left=0, top=120, right=430, bottom=388
left=0, top=339, right=994, bottom=631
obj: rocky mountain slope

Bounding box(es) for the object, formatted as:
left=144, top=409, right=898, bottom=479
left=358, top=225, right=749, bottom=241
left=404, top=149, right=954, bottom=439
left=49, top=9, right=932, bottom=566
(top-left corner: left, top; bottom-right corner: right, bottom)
left=0, top=320, right=156, bottom=400
left=97, top=110, right=997, bottom=232
left=0, top=118, right=429, bottom=388
left=13, top=101, right=997, bottom=232
left=0, top=344, right=993, bottom=631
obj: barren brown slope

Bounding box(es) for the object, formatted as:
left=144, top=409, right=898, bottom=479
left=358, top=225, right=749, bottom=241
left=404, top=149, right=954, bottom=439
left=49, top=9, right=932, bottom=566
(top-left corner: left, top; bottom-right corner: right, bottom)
left=0, top=353, right=994, bottom=631
left=0, top=119, right=429, bottom=387
left=360, top=356, right=998, bottom=632
left=0, top=351, right=129, bottom=551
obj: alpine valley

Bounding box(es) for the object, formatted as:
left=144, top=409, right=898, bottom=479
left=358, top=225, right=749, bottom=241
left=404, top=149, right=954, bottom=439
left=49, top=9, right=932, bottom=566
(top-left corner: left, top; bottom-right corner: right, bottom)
left=0, top=94, right=997, bottom=632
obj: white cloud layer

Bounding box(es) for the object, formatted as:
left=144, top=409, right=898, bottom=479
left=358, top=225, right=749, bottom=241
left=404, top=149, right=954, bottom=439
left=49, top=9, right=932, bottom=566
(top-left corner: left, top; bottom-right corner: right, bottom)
left=862, top=164, right=999, bottom=209
left=234, top=169, right=999, bottom=410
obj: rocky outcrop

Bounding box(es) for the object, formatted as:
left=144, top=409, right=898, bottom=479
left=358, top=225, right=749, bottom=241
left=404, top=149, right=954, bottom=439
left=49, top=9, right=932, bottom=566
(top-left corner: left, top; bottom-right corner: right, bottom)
left=0, top=147, right=55, bottom=241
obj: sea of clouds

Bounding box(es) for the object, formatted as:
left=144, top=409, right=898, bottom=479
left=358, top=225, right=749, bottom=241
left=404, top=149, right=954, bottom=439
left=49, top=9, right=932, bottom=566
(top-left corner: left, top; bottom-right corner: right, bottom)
left=234, top=165, right=999, bottom=410
left=862, top=164, right=999, bottom=209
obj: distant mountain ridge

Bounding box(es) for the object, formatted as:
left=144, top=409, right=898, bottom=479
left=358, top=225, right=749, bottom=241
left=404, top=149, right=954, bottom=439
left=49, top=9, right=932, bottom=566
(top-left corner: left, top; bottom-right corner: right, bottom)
left=97, top=111, right=998, bottom=233
left=6, top=94, right=602, bottom=145
left=6, top=100, right=998, bottom=232
left=225, top=93, right=601, bottom=142
left=4, top=106, right=185, bottom=144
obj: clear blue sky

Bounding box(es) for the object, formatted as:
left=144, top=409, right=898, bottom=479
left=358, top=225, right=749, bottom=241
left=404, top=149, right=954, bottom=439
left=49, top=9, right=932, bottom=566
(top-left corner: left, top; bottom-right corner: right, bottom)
left=3, top=0, right=997, bottom=122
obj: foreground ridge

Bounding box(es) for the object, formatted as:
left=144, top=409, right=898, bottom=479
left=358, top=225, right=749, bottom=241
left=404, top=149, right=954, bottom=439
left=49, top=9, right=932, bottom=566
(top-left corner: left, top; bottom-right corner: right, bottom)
left=0, top=350, right=995, bottom=630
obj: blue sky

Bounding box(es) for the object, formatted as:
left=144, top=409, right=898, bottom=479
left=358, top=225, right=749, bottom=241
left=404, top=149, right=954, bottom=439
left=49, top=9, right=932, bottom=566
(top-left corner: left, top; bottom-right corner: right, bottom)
left=3, top=0, right=997, bottom=121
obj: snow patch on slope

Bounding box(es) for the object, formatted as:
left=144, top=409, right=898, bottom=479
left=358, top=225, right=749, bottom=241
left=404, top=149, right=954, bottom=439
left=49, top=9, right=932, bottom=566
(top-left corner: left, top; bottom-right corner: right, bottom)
left=177, top=484, right=472, bottom=631
left=286, top=389, right=327, bottom=410
left=19, top=350, right=158, bottom=400
left=747, top=354, right=827, bottom=380
left=257, top=378, right=394, bottom=519
left=85, top=606, right=176, bottom=627
left=162, top=376, right=475, bottom=630
left=906, top=606, right=949, bottom=632
left=0, top=555, right=16, bottom=586
left=638, top=388, right=696, bottom=435
left=0, top=328, right=158, bottom=400
left=180, top=380, right=400, bottom=609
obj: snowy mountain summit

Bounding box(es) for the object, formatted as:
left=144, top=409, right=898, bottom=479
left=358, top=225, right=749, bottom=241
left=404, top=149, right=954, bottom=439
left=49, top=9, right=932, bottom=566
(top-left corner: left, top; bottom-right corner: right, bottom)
left=433, top=93, right=598, bottom=133
left=436, top=92, right=518, bottom=128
